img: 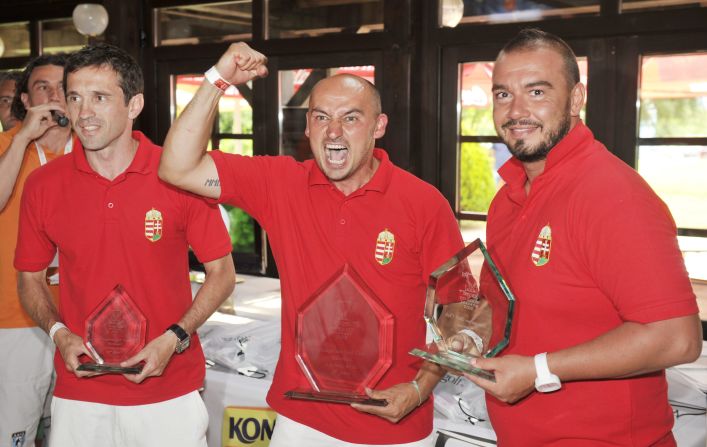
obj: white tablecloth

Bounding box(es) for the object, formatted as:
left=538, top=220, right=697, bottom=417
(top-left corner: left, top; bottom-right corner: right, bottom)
left=199, top=275, right=707, bottom=447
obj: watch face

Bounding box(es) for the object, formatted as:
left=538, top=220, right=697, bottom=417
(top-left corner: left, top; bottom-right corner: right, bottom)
left=176, top=338, right=190, bottom=354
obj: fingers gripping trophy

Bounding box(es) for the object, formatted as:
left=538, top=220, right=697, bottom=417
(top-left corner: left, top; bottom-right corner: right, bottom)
left=410, top=239, right=517, bottom=381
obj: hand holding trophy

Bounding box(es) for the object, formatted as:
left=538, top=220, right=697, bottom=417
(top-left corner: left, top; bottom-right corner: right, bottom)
left=77, top=285, right=147, bottom=374
left=410, top=239, right=516, bottom=381
left=285, top=265, right=393, bottom=406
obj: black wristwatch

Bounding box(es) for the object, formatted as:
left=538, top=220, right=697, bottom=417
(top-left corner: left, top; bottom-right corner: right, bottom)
left=166, top=324, right=190, bottom=354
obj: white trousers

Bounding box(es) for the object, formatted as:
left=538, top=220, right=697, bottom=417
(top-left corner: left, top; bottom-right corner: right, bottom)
left=0, top=326, right=54, bottom=447
left=49, top=390, right=208, bottom=447
left=268, top=414, right=435, bottom=447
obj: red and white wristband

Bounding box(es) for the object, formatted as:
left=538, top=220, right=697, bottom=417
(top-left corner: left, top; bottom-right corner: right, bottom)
left=205, top=66, right=231, bottom=92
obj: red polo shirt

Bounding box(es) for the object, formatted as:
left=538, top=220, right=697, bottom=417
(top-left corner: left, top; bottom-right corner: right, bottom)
left=485, top=122, right=698, bottom=446
left=210, top=149, right=464, bottom=444
left=15, top=131, right=231, bottom=405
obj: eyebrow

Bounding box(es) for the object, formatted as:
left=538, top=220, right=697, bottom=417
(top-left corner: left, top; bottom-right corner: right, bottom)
left=31, top=80, right=50, bottom=88
left=492, top=80, right=554, bottom=92
left=66, top=89, right=113, bottom=97
left=311, top=107, right=364, bottom=116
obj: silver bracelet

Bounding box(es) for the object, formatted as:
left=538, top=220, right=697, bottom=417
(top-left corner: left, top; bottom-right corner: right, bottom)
left=410, top=380, right=423, bottom=407
left=48, top=322, right=67, bottom=343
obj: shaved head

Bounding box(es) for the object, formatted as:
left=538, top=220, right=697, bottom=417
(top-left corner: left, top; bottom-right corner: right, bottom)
left=310, top=74, right=381, bottom=115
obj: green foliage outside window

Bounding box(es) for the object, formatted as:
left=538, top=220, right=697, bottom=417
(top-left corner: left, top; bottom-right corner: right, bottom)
left=459, top=107, right=497, bottom=213
left=223, top=205, right=255, bottom=253
left=460, top=143, right=496, bottom=213
left=639, top=97, right=707, bottom=138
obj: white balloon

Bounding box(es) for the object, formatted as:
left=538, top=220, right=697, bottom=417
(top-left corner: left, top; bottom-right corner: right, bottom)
left=72, top=4, right=109, bottom=37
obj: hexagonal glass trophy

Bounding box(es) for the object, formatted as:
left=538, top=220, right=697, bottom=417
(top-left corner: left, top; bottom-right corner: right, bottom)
left=409, top=239, right=515, bottom=381
left=284, top=265, right=393, bottom=406
left=76, top=285, right=147, bottom=374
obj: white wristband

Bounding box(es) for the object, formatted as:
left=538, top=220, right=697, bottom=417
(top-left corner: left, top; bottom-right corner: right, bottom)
left=205, top=66, right=230, bottom=92
left=48, top=322, right=67, bottom=343
left=458, top=329, right=485, bottom=354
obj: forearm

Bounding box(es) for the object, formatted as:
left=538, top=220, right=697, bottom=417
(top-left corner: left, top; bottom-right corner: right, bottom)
left=0, top=133, right=32, bottom=210
left=176, top=255, right=236, bottom=334
left=413, top=360, right=447, bottom=403
left=18, top=270, right=61, bottom=333
left=159, top=81, right=221, bottom=187
left=550, top=314, right=702, bottom=381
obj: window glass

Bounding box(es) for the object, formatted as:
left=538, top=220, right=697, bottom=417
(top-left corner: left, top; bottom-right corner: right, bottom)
left=269, top=0, right=383, bottom=39
left=637, top=145, right=707, bottom=230
left=278, top=66, right=375, bottom=160
left=0, top=22, right=30, bottom=58
left=621, top=0, right=704, bottom=13
left=445, top=0, right=598, bottom=27
left=639, top=53, right=707, bottom=138
left=636, top=53, right=707, bottom=235
left=173, top=74, right=255, bottom=253
left=156, top=1, right=252, bottom=46
left=42, top=18, right=89, bottom=54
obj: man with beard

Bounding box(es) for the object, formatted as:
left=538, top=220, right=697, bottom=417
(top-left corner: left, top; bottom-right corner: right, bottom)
left=158, top=43, right=465, bottom=446
left=464, top=29, right=702, bottom=446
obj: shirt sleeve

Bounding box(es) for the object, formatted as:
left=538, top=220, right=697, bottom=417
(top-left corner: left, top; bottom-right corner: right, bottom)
left=209, top=151, right=272, bottom=222
left=14, top=173, right=56, bottom=272
left=182, top=191, right=233, bottom=264
left=418, top=191, right=466, bottom=285
left=576, top=172, right=698, bottom=323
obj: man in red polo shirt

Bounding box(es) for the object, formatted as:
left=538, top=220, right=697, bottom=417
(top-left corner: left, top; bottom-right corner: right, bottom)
left=158, top=43, right=465, bottom=446
left=15, top=43, right=235, bottom=447
left=464, top=29, right=702, bottom=446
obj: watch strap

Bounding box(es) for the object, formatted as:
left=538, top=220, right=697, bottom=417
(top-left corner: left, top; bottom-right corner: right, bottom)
left=167, top=324, right=188, bottom=341
left=534, top=352, right=561, bottom=393
left=166, top=324, right=190, bottom=353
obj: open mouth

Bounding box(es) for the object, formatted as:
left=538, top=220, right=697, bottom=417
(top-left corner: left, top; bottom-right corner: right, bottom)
left=325, top=143, right=348, bottom=166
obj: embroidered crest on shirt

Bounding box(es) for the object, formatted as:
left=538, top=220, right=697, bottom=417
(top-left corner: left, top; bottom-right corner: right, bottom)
left=531, top=225, right=552, bottom=267
left=144, top=208, right=163, bottom=243
left=375, top=229, right=395, bottom=265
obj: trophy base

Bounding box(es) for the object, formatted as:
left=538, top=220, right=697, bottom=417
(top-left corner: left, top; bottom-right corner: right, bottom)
left=77, top=362, right=143, bottom=374
left=284, top=390, right=388, bottom=407
left=409, top=348, right=496, bottom=382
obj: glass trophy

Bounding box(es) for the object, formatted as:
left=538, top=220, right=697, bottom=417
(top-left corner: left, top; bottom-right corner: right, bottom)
left=409, top=239, right=515, bottom=381
left=284, top=265, right=394, bottom=407
left=77, top=284, right=147, bottom=374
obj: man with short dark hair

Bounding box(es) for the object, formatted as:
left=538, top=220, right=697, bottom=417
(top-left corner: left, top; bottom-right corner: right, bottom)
left=0, top=54, right=70, bottom=447
left=15, top=43, right=236, bottom=447
left=0, top=71, right=21, bottom=131
left=465, top=28, right=702, bottom=446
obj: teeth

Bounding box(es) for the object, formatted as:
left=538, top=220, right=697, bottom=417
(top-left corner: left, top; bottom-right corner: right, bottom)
left=325, top=144, right=347, bottom=166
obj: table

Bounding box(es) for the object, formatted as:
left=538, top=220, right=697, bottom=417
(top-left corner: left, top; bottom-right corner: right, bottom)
left=199, top=275, right=707, bottom=447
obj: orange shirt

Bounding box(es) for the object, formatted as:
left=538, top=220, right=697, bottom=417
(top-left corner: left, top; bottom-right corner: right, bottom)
left=0, top=123, right=68, bottom=327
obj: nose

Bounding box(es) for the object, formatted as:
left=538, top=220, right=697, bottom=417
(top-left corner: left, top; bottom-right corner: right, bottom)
left=48, top=85, right=64, bottom=104
left=77, top=99, right=94, bottom=119
left=326, top=119, right=343, bottom=139
left=508, top=95, right=529, bottom=120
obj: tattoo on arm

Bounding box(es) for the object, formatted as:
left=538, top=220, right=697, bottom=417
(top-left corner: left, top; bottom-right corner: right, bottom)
left=204, top=178, right=220, bottom=187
